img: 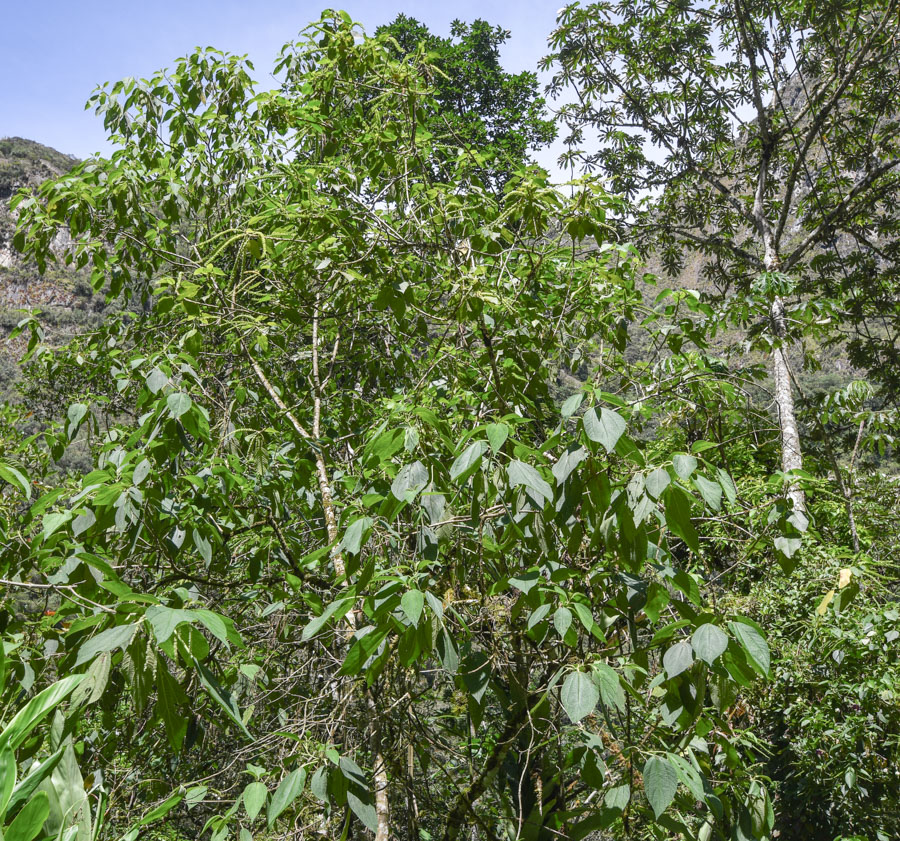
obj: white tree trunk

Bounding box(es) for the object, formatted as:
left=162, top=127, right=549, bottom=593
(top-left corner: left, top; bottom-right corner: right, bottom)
left=770, top=296, right=805, bottom=511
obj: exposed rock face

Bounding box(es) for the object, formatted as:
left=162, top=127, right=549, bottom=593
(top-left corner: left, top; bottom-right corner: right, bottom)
left=0, top=137, right=78, bottom=279
left=0, top=138, right=113, bottom=398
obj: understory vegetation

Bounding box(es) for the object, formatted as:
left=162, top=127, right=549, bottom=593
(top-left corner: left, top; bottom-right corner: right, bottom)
left=1, top=4, right=899, bottom=841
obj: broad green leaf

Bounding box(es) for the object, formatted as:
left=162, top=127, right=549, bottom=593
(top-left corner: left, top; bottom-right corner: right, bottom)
left=692, top=624, right=728, bottom=665
left=7, top=747, right=65, bottom=815
left=193, top=658, right=252, bottom=738
left=664, top=486, right=700, bottom=554
left=604, top=783, right=630, bottom=812
left=552, top=445, right=586, bottom=485
left=643, top=755, right=678, bottom=818
left=390, top=461, right=428, bottom=501
left=267, top=768, right=306, bottom=827
left=401, top=590, right=425, bottom=626
left=560, top=671, right=599, bottom=723
left=347, top=789, right=377, bottom=833
left=729, top=620, right=771, bottom=677
left=592, top=663, right=625, bottom=713
left=663, top=640, right=694, bottom=678
left=449, top=441, right=485, bottom=481
left=66, top=403, right=88, bottom=439
left=301, top=597, right=354, bottom=641
left=694, top=474, right=722, bottom=511
left=146, top=367, right=168, bottom=394
left=553, top=606, right=573, bottom=637
left=0, top=675, right=83, bottom=750
left=155, top=658, right=188, bottom=752
left=243, top=781, right=268, bottom=821
left=0, top=462, right=31, bottom=499
left=166, top=392, right=192, bottom=419
left=5, top=790, right=50, bottom=841
left=75, top=623, right=138, bottom=666
left=716, top=468, right=737, bottom=504
left=645, top=467, right=670, bottom=500
left=583, top=407, right=626, bottom=453
left=341, top=517, right=373, bottom=555
left=486, top=423, right=509, bottom=452
left=145, top=606, right=192, bottom=644
left=561, top=392, right=583, bottom=418
left=508, top=460, right=553, bottom=505
left=0, top=746, right=15, bottom=815
left=672, top=454, right=697, bottom=480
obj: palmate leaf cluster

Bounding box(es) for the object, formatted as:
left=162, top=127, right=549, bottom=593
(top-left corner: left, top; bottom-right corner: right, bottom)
left=0, top=8, right=890, bottom=841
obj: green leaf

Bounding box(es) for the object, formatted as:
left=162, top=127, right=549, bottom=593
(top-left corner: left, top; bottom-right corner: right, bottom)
left=664, top=486, right=700, bottom=554
left=560, top=670, right=599, bottom=723
left=449, top=441, right=485, bottom=482
left=645, top=467, right=670, bottom=500
left=155, top=657, right=188, bottom=752
left=267, top=768, right=306, bottom=827
left=341, top=517, right=373, bottom=555
left=583, top=407, right=626, bottom=453
left=243, top=781, right=268, bottom=821
left=643, top=755, right=678, bottom=818
left=0, top=746, right=15, bottom=815
left=663, top=640, right=694, bottom=678
left=166, top=392, right=192, bottom=419
left=137, top=792, right=183, bottom=826
left=553, top=606, right=573, bottom=637
left=75, top=623, right=138, bottom=666
left=5, top=791, right=50, bottom=841
left=729, top=620, right=771, bottom=677
left=7, top=747, right=65, bottom=815
left=0, top=462, right=31, bottom=500
left=672, top=454, right=697, bottom=480
left=694, top=474, right=722, bottom=511
left=132, top=458, right=152, bottom=485
left=66, top=403, right=88, bottom=440
left=146, top=367, right=168, bottom=394
left=301, top=597, right=354, bottom=641
left=592, top=663, right=625, bottom=713
left=561, top=393, right=583, bottom=418
left=486, top=423, right=509, bottom=452
left=0, top=675, right=83, bottom=750
left=692, top=624, right=728, bottom=665
left=390, top=461, right=428, bottom=500
left=193, top=658, right=252, bottom=739
left=552, top=445, right=586, bottom=485
left=401, top=590, right=425, bottom=626
left=716, top=468, right=737, bottom=504
left=508, top=460, right=553, bottom=505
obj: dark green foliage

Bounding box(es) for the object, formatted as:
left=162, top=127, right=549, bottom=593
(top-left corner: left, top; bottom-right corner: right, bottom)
left=376, top=14, right=556, bottom=189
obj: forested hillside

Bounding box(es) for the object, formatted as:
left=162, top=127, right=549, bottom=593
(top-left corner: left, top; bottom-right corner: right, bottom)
left=1, top=5, right=899, bottom=841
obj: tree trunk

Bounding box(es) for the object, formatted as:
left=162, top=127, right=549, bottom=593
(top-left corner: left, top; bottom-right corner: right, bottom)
left=770, top=295, right=805, bottom=511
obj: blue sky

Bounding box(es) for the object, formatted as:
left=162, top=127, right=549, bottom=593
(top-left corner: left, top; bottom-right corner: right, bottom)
left=2, top=1, right=566, bottom=170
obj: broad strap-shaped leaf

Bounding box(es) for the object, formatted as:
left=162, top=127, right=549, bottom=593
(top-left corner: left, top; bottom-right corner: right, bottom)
left=0, top=675, right=84, bottom=750
left=5, top=790, right=51, bottom=841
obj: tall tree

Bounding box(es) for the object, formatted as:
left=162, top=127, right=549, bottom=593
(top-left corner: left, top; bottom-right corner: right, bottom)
left=547, top=0, right=900, bottom=510
left=376, top=14, right=557, bottom=190
left=7, top=12, right=793, bottom=841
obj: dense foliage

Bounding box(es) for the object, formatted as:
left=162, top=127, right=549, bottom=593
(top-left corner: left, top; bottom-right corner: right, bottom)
left=0, top=5, right=898, bottom=841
